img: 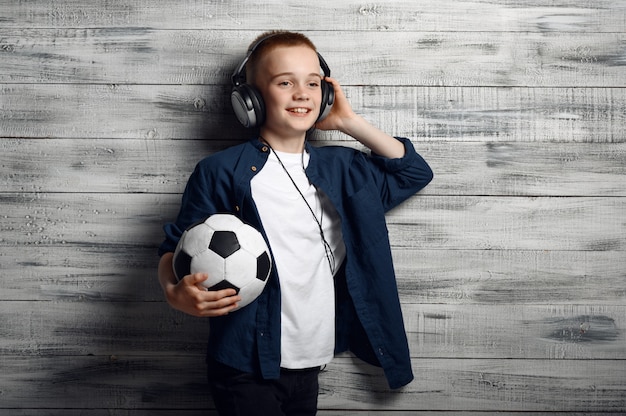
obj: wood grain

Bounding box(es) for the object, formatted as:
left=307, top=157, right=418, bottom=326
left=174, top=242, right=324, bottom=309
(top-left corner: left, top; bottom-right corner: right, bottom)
left=2, top=85, right=625, bottom=142
left=393, top=249, right=626, bottom=304
left=1, top=193, right=624, bottom=251
left=1, top=0, right=625, bottom=32
left=1, top=245, right=624, bottom=304
left=1, top=300, right=624, bottom=360
left=0, top=354, right=624, bottom=412
left=1, top=139, right=625, bottom=195
left=2, top=242, right=624, bottom=303
left=4, top=412, right=624, bottom=416
left=2, top=0, right=625, bottom=414
left=1, top=30, right=624, bottom=86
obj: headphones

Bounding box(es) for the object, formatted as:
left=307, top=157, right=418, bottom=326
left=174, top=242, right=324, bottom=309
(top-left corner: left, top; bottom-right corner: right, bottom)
left=231, top=35, right=335, bottom=128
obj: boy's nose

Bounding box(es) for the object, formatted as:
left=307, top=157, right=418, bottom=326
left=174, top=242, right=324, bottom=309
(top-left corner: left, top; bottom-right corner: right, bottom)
left=293, top=86, right=310, bottom=100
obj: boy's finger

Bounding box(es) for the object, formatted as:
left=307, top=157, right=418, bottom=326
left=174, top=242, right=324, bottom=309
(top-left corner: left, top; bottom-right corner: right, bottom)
left=183, top=272, right=208, bottom=285
left=211, top=288, right=240, bottom=299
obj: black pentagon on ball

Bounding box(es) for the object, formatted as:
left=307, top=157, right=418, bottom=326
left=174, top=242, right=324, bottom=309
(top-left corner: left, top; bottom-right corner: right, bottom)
left=209, top=230, right=240, bottom=258
left=256, top=252, right=271, bottom=282
left=173, top=250, right=192, bottom=281
left=206, top=280, right=240, bottom=294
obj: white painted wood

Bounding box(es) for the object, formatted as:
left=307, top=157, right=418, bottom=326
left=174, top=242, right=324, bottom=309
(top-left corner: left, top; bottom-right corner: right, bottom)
left=320, top=356, right=626, bottom=412
left=1, top=30, right=624, bottom=86
left=1, top=246, right=624, bottom=305
left=5, top=412, right=625, bottom=416
left=1, top=0, right=624, bottom=32
left=393, top=249, right=626, bottom=305
left=1, top=193, right=624, bottom=251
left=1, top=301, right=624, bottom=360
left=388, top=196, right=626, bottom=251
left=1, top=0, right=625, bottom=413
left=2, top=85, right=625, bottom=142
left=1, top=139, right=625, bottom=195
left=0, top=354, right=624, bottom=412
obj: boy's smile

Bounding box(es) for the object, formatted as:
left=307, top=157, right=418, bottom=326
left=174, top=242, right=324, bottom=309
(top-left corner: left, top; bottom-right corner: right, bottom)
left=287, top=107, right=311, bottom=114
left=255, top=45, right=323, bottom=151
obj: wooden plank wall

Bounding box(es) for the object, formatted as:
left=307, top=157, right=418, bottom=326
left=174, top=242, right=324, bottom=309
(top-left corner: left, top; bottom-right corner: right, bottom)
left=1, top=0, right=625, bottom=414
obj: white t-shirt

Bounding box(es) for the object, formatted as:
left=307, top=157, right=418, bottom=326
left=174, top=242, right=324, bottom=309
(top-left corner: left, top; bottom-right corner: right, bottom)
left=251, top=149, right=346, bottom=369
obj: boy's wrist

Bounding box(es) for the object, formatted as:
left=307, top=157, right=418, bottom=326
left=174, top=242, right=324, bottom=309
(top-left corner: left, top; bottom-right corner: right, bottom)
left=339, top=113, right=367, bottom=138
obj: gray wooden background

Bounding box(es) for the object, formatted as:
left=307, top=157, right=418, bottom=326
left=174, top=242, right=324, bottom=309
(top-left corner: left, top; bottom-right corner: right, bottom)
left=1, top=1, right=625, bottom=414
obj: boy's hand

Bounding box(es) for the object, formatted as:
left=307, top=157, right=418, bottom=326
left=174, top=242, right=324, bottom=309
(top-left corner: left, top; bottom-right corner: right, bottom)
left=167, top=273, right=241, bottom=317
left=165, top=273, right=241, bottom=317
left=314, top=77, right=357, bottom=133
left=158, top=252, right=241, bottom=317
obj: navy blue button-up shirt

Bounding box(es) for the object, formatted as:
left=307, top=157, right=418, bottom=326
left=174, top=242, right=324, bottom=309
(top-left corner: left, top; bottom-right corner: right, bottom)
left=159, top=137, right=433, bottom=389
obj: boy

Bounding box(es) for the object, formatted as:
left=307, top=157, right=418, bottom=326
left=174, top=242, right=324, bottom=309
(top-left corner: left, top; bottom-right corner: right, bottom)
left=158, top=31, right=433, bottom=415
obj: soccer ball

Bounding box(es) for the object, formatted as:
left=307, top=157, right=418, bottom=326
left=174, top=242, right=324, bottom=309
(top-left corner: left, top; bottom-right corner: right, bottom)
left=172, top=214, right=272, bottom=310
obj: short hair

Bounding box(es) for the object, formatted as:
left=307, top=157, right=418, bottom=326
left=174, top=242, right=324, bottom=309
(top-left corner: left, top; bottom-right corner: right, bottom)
left=246, top=31, right=318, bottom=85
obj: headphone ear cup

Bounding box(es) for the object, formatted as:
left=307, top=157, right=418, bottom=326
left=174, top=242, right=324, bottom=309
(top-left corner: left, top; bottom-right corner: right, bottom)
left=231, top=84, right=266, bottom=128
left=317, top=78, right=335, bottom=122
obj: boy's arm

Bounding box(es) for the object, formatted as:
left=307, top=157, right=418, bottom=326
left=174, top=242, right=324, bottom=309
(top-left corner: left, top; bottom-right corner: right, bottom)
left=315, top=77, right=405, bottom=159
left=158, top=252, right=241, bottom=317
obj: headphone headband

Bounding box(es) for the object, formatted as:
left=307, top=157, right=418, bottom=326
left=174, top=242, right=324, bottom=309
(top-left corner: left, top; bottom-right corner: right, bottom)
left=232, top=34, right=277, bottom=86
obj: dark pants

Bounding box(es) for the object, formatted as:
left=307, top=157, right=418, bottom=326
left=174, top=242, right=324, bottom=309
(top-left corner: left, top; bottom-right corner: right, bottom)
left=207, top=358, right=320, bottom=416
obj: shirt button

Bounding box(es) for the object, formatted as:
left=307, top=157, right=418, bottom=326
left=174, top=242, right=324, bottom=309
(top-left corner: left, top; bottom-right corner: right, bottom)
left=261, top=146, right=269, bottom=152
left=234, top=205, right=240, bottom=212
left=251, top=166, right=257, bottom=172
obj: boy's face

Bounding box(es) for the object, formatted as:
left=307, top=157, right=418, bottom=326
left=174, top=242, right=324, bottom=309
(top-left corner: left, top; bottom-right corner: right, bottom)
left=255, top=45, right=323, bottom=141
